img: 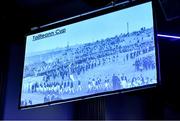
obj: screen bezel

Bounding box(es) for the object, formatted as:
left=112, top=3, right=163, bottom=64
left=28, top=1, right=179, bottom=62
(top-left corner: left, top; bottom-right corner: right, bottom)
left=19, top=0, right=160, bottom=110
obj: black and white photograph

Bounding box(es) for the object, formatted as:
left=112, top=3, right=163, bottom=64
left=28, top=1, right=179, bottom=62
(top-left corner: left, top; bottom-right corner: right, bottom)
left=20, top=2, right=157, bottom=107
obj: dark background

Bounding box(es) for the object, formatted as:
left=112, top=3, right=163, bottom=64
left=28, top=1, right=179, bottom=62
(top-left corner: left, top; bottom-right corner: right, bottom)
left=0, top=0, right=180, bottom=120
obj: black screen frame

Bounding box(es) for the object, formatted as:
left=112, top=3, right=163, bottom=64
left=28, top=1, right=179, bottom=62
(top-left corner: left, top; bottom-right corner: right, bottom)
left=19, top=0, right=160, bottom=110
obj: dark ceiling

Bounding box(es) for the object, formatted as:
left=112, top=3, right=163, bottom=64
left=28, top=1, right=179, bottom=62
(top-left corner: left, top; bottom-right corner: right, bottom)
left=0, top=0, right=180, bottom=43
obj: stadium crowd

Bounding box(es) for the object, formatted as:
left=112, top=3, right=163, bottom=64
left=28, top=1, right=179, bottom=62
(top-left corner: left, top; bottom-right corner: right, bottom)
left=21, top=27, right=156, bottom=106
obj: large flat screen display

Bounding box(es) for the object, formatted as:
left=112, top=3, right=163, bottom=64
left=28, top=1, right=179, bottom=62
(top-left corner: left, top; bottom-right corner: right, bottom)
left=20, top=1, right=158, bottom=108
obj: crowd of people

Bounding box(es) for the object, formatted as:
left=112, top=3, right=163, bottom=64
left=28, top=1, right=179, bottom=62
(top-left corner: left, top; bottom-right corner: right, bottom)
left=21, top=72, right=156, bottom=106
left=21, top=27, right=157, bottom=106
left=23, top=27, right=154, bottom=80
left=134, top=54, right=156, bottom=72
